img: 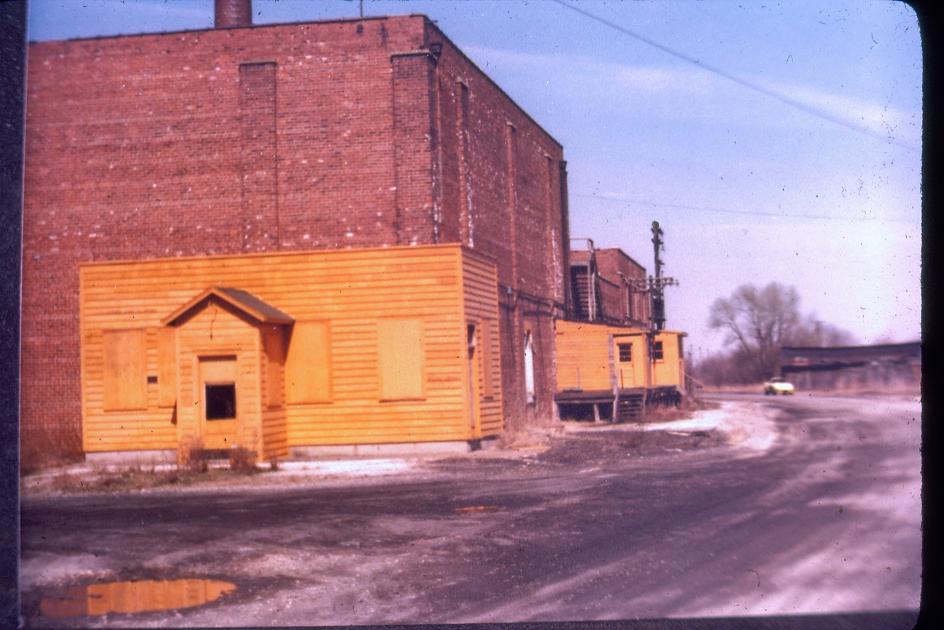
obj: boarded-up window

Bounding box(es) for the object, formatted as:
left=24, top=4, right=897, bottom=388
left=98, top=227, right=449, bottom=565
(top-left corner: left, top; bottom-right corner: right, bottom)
left=378, top=319, right=425, bottom=401
left=103, top=329, right=147, bottom=411
left=157, top=327, right=176, bottom=408
left=264, top=328, right=285, bottom=408
left=481, top=319, right=495, bottom=398
left=285, top=322, right=331, bottom=404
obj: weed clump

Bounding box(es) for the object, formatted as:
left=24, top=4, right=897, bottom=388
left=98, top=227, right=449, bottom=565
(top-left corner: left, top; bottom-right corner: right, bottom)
left=182, top=438, right=210, bottom=473
left=229, top=447, right=258, bottom=474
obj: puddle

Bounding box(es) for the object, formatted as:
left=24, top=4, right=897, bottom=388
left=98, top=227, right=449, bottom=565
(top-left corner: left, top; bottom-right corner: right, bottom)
left=40, top=578, right=236, bottom=619
left=455, top=504, right=501, bottom=514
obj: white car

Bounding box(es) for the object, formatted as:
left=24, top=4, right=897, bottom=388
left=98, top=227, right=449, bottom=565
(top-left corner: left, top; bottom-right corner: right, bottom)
left=763, top=377, right=795, bottom=395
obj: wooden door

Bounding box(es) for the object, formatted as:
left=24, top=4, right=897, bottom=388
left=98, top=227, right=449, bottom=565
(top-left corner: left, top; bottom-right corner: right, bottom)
left=614, top=336, right=636, bottom=389
left=199, top=356, right=238, bottom=449
left=467, top=323, right=480, bottom=435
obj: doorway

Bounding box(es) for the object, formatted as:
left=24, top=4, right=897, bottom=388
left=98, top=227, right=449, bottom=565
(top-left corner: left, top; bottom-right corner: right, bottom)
left=614, top=335, right=639, bottom=389
left=467, top=323, right=480, bottom=434
left=199, top=356, right=238, bottom=449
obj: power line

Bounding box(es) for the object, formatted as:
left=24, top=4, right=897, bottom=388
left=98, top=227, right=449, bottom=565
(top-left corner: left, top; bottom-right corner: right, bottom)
left=550, top=0, right=918, bottom=152
left=575, top=192, right=917, bottom=224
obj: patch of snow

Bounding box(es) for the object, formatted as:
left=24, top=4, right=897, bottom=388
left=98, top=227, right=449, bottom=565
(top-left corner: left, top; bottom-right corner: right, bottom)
left=641, top=402, right=779, bottom=452
left=20, top=552, right=114, bottom=588
left=274, top=459, right=414, bottom=476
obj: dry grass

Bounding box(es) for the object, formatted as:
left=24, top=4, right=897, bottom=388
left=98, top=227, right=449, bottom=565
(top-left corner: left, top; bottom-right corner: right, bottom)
left=229, top=447, right=258, bottom=474
left=37, top=466, right=208, bottom=494
left=24, top=440, right=265, bottom=496
left=28, top=460, right=271, bottom=495
left=20, top=426, right=83, bottom=475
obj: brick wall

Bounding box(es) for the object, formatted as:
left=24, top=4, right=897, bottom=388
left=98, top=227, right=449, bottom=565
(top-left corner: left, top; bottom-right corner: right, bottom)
left=23, top=14, right=568, bottom=464
left=426, top=23, right=567, bottom=427
left=595, top=248, right=650, bottom=327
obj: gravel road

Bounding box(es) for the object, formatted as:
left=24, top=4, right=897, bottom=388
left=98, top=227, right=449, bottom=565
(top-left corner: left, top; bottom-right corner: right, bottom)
left=19, top=395, right=922, bottom=628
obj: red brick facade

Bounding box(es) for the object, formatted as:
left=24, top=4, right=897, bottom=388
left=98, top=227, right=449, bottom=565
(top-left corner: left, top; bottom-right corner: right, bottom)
left=595, top=248, right=650, bottom=326
left=23, top=15, right=569, bottom=465
left=569, top=245, right=650, bottom=328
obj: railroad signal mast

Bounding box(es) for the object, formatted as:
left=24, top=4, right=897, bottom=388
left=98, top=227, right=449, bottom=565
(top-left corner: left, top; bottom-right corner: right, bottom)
left=626, top=221, right=678, bottom=331
left=649, top=220, right=679, bottom=331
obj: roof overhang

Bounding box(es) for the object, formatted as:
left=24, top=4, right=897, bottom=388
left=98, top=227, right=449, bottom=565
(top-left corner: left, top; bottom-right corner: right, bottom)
left=161, top=286, right=294, bottom=327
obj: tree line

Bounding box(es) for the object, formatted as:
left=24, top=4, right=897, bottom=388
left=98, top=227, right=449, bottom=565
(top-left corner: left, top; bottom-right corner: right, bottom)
left=692, top=282, right=855, bottom=386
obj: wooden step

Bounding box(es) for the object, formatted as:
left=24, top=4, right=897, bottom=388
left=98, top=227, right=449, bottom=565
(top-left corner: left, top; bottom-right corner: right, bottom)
left=615, top=394, right=644, bottom=422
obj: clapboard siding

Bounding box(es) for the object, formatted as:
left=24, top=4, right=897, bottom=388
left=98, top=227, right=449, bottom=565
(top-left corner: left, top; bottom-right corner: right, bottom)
left=80, top=244, right=500, bottom=454
left=81, top=327, right=178, bottom=451
left=260, top=326, right=289, bottom=460
left=651, top=331, right=686, bottom=388
left=175, top=307, right=261, bottom=452
left=555, top=320, right=686, bottom=393
left=555, top=320, right=616, bottom=392
left=461, top=250, right=503, bottom=436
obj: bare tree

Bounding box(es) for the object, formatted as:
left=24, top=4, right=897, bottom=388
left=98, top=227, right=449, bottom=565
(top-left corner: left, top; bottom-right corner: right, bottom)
left=708, top=283, right=801, bottom=378
left=790, top=315, right=857, bottom=347
left=707, top=282, right=855, bottom=381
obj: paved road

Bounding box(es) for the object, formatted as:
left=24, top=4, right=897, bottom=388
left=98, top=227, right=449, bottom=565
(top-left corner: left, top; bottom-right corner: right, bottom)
left=20, top=394, right=922, bottom=627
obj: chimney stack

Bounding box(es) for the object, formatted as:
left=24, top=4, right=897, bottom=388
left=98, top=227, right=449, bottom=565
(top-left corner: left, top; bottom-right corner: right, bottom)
left=215, top=0, right=252, bottom=28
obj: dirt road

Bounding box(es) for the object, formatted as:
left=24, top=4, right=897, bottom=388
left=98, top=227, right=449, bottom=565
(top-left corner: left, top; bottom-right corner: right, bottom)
left=20, top=395, right=922, bottom=627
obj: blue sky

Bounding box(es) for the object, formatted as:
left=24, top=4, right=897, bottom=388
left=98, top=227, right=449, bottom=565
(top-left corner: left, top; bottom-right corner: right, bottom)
left=28, top=0, right=922, bottom=359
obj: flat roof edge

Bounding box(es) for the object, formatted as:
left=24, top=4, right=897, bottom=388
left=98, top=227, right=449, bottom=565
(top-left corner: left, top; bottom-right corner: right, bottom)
left=78, top=242, right=465, bottom=269
left=422, top=17, right=563, bottom=151
left=28, top=13, right=422, bottom=46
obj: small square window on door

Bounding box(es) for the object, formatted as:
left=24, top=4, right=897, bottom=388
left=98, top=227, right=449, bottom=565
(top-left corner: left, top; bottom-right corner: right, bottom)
left=205, top=383, right=237, bottom=420
left=618, top=343, right=633, bottom=362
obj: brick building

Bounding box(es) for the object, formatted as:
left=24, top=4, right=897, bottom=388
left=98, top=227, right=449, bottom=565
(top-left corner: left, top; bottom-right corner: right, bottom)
left=23, top=2, right=570, bottom=466
left=569, top=240, right=649, bottom=327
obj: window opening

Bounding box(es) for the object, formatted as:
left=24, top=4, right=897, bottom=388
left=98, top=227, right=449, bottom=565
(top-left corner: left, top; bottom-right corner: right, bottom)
left=652, top=340, right=664, bottom=361
left=618, top=343, right=633, bottom=362
left=524, top=331, right=535, bottom=405
left=205, top=384, right=237, bottom=420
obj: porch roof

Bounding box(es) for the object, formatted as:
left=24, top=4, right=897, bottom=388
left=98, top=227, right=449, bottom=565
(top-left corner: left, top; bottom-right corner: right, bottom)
left=161, top=286, right=295, bottom=327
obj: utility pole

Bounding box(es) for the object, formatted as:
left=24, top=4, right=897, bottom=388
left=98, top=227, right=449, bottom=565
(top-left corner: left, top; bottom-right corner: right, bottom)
left=648, top=220, right=678, bottom=331
left=623, top=220, right=678, bottom=331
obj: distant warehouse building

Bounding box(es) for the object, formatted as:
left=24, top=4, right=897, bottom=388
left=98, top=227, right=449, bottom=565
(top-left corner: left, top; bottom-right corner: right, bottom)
left=779, top=342, right=921, bottom=392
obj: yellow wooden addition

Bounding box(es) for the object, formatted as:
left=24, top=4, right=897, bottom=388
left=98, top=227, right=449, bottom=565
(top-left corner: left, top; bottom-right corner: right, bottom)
left=554, top=320, right=687, bottom=394
left=79, top=244, right=502, bottom=462
left=650, top=330, right=687, bottom=388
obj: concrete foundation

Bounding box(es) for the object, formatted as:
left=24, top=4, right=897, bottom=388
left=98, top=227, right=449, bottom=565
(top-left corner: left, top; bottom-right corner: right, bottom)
left=85, top=450, right=177, bottom=466
left=290, top=438, right=498, bottom=459
left=83, top=438, right=502, bottom=467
